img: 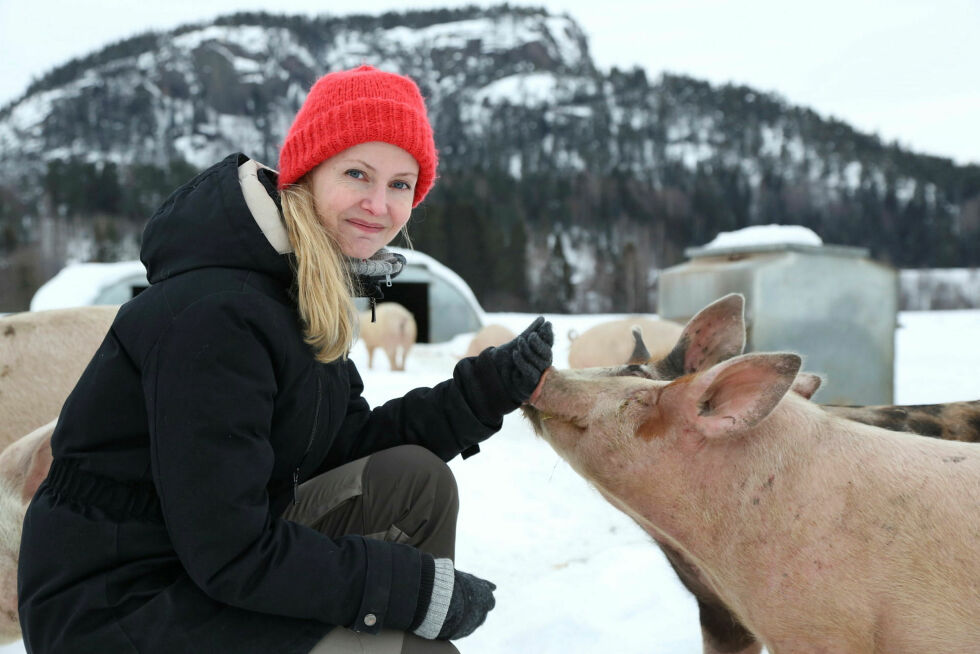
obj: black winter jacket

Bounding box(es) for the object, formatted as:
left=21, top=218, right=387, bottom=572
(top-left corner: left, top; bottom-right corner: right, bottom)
left=18, top=153, right=517, bottom=653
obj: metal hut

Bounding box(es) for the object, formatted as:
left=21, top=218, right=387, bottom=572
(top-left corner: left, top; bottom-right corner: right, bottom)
left=658, top=240, right=898, bottom=405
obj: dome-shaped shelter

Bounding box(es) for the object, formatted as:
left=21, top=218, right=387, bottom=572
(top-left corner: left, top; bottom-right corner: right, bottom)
left=31, top=247, right=485, bottom=344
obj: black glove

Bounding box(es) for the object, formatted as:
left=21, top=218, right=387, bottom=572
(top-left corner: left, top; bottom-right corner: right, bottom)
left=489, top=316, right=554, bottom=404
left=437, top=569, right=497, bottom=640
left=412, top=559, right=496, bottom=641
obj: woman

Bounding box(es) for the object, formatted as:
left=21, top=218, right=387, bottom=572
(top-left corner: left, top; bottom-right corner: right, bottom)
left=18, top=65, right=553, bottom=653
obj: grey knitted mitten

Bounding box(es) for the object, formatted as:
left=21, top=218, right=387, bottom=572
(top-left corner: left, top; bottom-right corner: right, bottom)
left=437, top=568, right=497, bottom=640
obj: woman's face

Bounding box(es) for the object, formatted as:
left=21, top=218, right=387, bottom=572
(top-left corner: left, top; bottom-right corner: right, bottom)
left=308, top=141, right=419, bottom=260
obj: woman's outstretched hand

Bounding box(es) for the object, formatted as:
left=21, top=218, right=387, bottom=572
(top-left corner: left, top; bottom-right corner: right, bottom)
left=489, top=316, right=554, bottom=405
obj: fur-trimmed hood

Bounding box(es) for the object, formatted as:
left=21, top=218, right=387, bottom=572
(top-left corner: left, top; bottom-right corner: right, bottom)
left=141, top=153, right=292, bottom=287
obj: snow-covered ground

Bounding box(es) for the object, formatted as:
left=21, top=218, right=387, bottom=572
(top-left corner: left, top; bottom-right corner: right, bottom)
left=2, top=308, right=978, bottom=654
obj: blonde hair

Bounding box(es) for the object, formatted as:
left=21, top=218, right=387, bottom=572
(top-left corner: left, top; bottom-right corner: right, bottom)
left=279, top=181, right=357, bottom=363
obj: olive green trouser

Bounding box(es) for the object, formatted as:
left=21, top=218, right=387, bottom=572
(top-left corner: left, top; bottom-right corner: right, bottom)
left=281, top=445, right=461, bottom=654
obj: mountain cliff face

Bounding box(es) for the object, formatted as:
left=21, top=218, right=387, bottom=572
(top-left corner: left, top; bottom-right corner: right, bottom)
left=0, top=7, right=597, bottom=178
left=1, top=5, right=978, bottom=312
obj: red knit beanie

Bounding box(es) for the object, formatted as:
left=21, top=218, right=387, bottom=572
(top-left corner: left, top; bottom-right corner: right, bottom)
left=277, top=65, right=438, bottom=207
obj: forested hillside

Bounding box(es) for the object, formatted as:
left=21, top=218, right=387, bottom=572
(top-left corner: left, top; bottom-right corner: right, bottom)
left=1, top=5, right=977, bottom=312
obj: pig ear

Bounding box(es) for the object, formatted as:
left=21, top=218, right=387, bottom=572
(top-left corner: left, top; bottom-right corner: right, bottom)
left=658, top=294, right=746, bottom=378
left=684, top=353, right=801, bottom=439
left=0, top=420, right=55, bottom=504
left=791, top=372, right=823, bottom=399
left=626, top=325, right=652, bottom=365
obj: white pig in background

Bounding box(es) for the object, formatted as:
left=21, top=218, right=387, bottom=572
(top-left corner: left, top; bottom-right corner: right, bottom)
left=357, top=302, right=417, bottom=371
left=464, top=324, right=516, bottom=358
left=567, top=317, right=683, bottom=369
left=0, top=421, right=54, bottom=642
left=523, top=351, right=980, bottom=652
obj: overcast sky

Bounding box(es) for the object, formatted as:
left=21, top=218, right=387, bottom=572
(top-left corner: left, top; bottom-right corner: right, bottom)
left=1, top=0, right=977, bottom=165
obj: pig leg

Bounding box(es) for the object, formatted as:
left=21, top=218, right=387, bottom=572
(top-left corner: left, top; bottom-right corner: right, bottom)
left=659, top=542, right=760, bottom=654
left=0, top=419, right=54, bottom=504
left=385, top=346, right=399, bottom=372
left=699, top=601, right=761, bottom=654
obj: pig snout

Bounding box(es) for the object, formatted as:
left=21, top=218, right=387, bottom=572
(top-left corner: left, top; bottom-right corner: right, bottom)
left=525, top=367, right=592, bottom=425
left=526, top=367, right=655, bottom=431
left=527, top=366, right=554, bottom=406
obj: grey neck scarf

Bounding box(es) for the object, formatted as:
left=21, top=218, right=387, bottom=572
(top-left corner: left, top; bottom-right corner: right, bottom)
left=347, top=247, right=406, bottom=286
left=348, top=248, right=407, bottom=322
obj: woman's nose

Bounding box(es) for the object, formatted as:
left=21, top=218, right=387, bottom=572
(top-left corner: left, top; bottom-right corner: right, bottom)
left=360, top=184, right=387, bottom=215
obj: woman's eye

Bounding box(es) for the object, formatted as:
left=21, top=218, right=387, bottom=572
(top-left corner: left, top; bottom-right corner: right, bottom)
left=345, top=169, right=365, bottom=180
left=391, top=180, right=412, bottom=191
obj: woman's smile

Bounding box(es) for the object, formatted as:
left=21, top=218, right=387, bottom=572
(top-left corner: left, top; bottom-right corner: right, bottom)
left=346, top=217, right=386, bottom=233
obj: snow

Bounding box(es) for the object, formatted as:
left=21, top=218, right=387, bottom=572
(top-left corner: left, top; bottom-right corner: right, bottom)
left=474, top=72, right=583, bottom=107
left=5, top=286, right=980, bottom=653
left=664, top=140, right=715, bottom=169
left=702, top=224, right=823, bottom=250
left=843, top=160, right=862, bottom=188
left=29, top=261, right=147, bottom=310
left=508, top=153, right=522, bottom=179
left=0, top=88, right=62, bottom=154
left=170, top=25, right=275, bottom=55
left=384, top=15, right=586, bottom=69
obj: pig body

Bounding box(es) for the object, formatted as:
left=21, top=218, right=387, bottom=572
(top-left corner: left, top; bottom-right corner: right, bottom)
left=0, top=306, right=117, bottom=448
left=568, top=317, right=683, bottom=368
left=599, top=293, right=980, bottom=652
left=464, top=324, right=515, bottom=358
left=525, top=355, right=980, bottom=653
left=358, top=302, right=417, bottom=371
left=825, top=401, right=980, bottom=443
left=0, top=307, right=113, bottom=641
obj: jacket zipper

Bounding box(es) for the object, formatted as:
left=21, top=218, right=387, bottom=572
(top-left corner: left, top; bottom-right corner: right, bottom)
left=293, top=376, right=322, bottom=505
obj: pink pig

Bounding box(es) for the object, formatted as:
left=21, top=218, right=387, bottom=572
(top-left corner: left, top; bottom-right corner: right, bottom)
left=567, top=317, right=683, bottom=369
left=0, top=306, right=118, bottom=448
left=0, top=420, right=54, bottom=642
left=524, top=351, right=980, bottom=652
left=464, top=324, right=516, bottom=358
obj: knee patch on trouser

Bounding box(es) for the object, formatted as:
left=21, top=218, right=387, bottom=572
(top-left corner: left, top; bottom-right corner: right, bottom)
left=362, top=445, right=459, bottom=560
left=284, top=445, right=459, bottom=560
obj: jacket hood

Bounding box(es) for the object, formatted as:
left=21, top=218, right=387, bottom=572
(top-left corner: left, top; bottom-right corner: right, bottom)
left=141, top=153, right=293, bottom=286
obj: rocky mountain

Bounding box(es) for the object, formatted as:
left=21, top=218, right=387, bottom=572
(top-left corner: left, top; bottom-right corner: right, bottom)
left=1, top=5, right=978, bottom=312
